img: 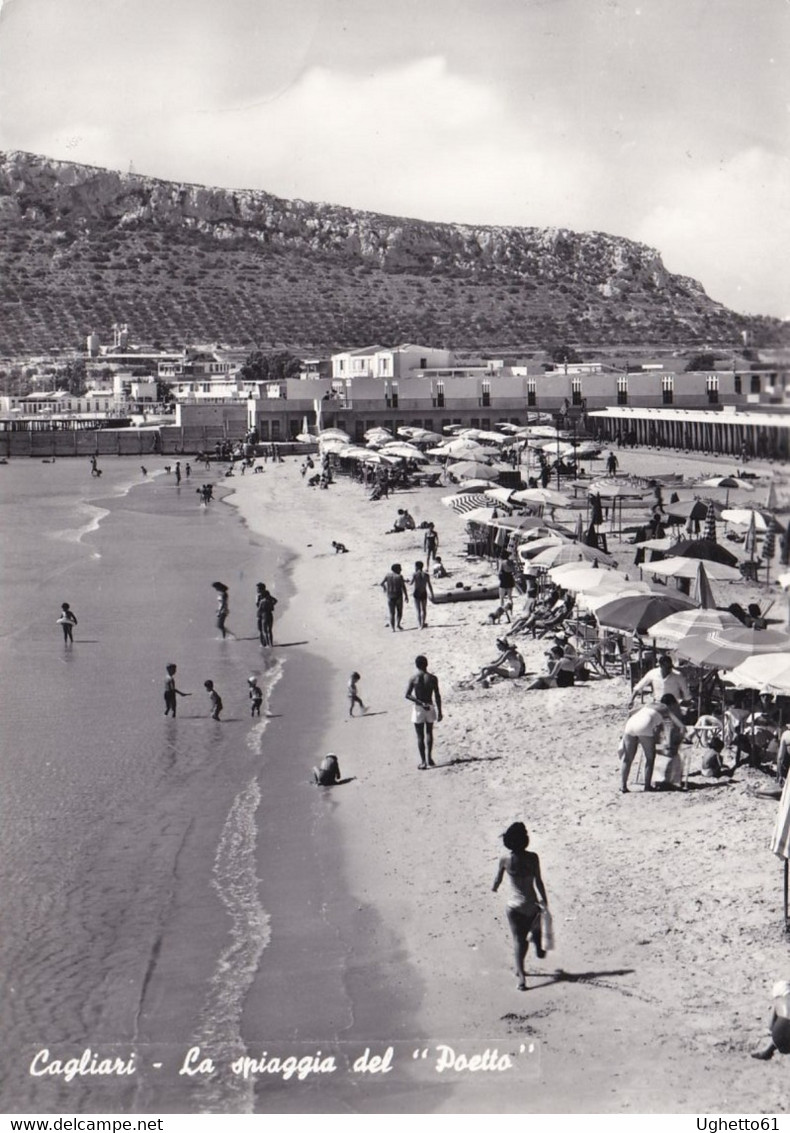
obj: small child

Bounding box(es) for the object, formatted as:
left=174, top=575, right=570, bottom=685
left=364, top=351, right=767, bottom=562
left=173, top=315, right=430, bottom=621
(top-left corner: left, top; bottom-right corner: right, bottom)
left=248, top=675, right=263, bottom=717
left=332, top=540, right=349, bottom=554
left=164, top=662, right=191, bottom=717
left=57, top=602, right=78, bottom=644
left=204, top=679, right=223, bottom=721
left=700, top=735, right=733, bottom=778
left=348, top=671, right=367, bottom=717
left=432, top=556, right=448, bottom=579
left=313, top=753, right=342, bottom=786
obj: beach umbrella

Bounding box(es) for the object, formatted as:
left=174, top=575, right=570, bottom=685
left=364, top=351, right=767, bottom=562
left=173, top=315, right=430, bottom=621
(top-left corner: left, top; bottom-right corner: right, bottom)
left=511, top=487, right=572, bottom=508
left=694, top=561, right=717, bottom=610
left=491, top=514, right=551, bottom=533
left=516, top=535, right=567, bottom=560
left=531, top=543, right=616, bottom=568
left=723, top=508, right=785, bottom=533
left=381, top=443, right=429, bottom=461
left=318, top=428, right=350, bottom=442
left=699, top=475, right=755, bottom=504
left=580, top=584, right=654, bottom=614
left=547, top=564, right=630, bottom=593
left=703, top=501, right=717, bottom=543
left=644, top=556, right=742, bottom=582
left=674, top=627, right=790, bottom=670
left=665, top=538, right=739, bottom=568
left=524, top=426, right=565, bottom=439
left=665, top=498, right=723, bottom=523
left=484, top=487, right=517, bottom=506
left=447, top=460, right=501, bottom=481
left=573, top=513, right=584, bottom=542
left=365, top=427, right=393, bottom=443
left=766, top=480, right=780, bottom=511
left=728, top=653, right=790, bottom=695
left=595, top=592, right=696, bottom=635
left=648, top=607, right=742, bottom=648
left=441, top=492, right=492, bottom=514
left=318, top=437, right=348, bottom=454
left=463, top=506, right=500, bottom=525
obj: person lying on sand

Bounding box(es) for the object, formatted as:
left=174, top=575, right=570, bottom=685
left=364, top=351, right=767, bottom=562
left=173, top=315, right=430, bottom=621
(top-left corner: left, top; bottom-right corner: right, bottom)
left=492, top=822, right=549, bottom=992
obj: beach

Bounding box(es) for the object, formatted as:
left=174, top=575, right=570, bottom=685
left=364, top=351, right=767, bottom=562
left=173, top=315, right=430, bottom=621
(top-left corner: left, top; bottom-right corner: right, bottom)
left=2, top=448, right=790, bottom=1115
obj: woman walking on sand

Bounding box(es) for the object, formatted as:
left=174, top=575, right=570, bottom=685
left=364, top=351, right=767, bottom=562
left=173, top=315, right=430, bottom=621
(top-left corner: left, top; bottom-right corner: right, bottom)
left=492, top=822, right=549, bottom=992
left=213, top=582, right=234, bottom=640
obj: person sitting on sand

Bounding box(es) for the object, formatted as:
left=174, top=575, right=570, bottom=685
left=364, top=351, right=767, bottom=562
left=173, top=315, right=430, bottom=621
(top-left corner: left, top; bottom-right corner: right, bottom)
left=619, top=693, right=687, bottom=793
left=332, top=540, right=349, bottom=553
left=475, top=638, right=526, bottom=684
left=492, top=822, right=549, bottom=992
left=432, top=556, right=448, bottom=579
left=525, top=645, right=575, bottom=690
left=388, top=508, right=416, bottom=534
left=485, top=604, right=511, bottom=625
left=699, top=735, right=733, bottom=779
left=313, top=753, right=342, bottom=786
left=752, top=981, right=790, bottom=1060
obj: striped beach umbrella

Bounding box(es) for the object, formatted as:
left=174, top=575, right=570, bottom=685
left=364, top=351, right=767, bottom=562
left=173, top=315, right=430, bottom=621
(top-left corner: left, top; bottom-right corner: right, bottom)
left=704, top=501, right=717, bottom=542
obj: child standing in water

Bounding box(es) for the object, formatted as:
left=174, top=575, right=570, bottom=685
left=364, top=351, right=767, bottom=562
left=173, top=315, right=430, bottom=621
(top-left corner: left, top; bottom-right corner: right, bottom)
left=248, top=676, right=263, bottom=717
left=164, top=663, right=191, bottom=717
left=348, top=671, right=367, bottom=717
left=204, top=680, right=223, bottom=720
left=57, top=602, right=78, bottom=644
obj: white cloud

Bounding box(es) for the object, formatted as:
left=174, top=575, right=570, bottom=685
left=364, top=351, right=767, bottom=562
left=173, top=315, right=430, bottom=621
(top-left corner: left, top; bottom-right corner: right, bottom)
left=635, top=148, right=790, bottom=317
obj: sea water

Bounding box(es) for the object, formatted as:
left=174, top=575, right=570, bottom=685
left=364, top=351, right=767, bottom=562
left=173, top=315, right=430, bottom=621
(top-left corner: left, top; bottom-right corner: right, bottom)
left=0, top=459, right=338, bottom=1113
left=0, top=457, right=432, bottom=1116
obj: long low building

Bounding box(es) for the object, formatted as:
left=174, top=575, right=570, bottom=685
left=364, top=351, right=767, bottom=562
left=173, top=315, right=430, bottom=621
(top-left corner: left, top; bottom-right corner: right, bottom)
left=588, top=406, right=790, bottom=460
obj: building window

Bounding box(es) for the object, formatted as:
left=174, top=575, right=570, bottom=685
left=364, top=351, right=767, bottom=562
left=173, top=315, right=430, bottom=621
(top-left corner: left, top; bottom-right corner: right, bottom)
left=750, top=374, right=761, bottom=395
left=706, top=374, right=719, bottom=404
left=571, top=376, right=583, bottom=406
left=734, top=375, right=742, bottom=395
left=259, top=422, right=269, bottom=439
left=481, top=380, right=491, bottom=407
left=436, top=381, right=445, bottom=409
left=420, top=357, right=427, bottom=368
left=271, top=420, right=281, bottom=439
left=289, top=420, right=300, bottom=438
left=617, top=375, right=628, bottom=406
left=527, top=378, right=537, bottom=407
left=662, top=375, right=674, bottom=405
left=386, top=382, right=399, bottom=409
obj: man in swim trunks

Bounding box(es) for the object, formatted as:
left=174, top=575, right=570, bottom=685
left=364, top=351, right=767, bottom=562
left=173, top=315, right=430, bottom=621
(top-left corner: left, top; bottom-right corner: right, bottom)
left=381, top=563, right=409, bottom=631
left=405, top=655, right=443, bottom=769
left=410, top=560, right=434, bottom=628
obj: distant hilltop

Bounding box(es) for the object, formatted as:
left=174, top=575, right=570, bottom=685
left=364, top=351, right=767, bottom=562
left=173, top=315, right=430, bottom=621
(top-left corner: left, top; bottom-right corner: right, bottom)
left=0, top=149, right=786, bottom=355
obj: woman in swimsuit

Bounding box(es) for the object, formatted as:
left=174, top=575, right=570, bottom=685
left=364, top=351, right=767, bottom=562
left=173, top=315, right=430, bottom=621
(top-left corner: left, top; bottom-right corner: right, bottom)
left=492, top=822, right=549, bottom=991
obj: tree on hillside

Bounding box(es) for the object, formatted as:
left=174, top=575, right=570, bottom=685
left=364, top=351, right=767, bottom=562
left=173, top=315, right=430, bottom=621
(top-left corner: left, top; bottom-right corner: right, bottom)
left=550, top=345, right=583, bottom=365
left=684, top=353, right=717, bottom=372
left=239, top=350, right=302, bottom=383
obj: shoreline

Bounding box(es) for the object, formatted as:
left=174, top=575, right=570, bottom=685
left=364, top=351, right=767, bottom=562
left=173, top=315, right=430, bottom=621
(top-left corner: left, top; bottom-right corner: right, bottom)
left=226, top=449, right=790, bottom=1112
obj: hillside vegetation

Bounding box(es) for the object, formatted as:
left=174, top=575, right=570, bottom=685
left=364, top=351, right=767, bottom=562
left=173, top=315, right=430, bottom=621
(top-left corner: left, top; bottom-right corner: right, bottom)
left=0, top=150, right=785, bottom=355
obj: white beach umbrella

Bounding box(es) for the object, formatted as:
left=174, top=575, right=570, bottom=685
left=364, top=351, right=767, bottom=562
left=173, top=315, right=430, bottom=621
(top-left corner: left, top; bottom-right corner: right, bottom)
left=381, top=442, right=428, bottom=460
left=722, top=508, right=784, bottom=532
left=484, top=487, right=517, bottom=505
left=547, top=565, right=631, bottom=593
left=579, top=584, right=653, bottom=614
left=319, top=428, right=350, bottom=441
left=511, top=487, right=572, bottom=507
left=515, top=535, right=567, bottom=560
left=531, top=543, right=617, bottom=568
left=318, top=437, right=348, bottom=454
left=463, top=506, right=500, bottom=525
left=644, top=557, right=742, bottom=582
left=727, top=653, right=790, bottom=694
left=364, top=427, right=393, bottom=442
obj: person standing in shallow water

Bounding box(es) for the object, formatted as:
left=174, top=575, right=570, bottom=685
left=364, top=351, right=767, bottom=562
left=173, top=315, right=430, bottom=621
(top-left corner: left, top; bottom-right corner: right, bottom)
left=57, top=602, right=78, bottom=645
left=163, top=663, right=191, bottom=717
left=405, top=655, right=443, bottom=768
left=492, top=822, right=549, bottom=992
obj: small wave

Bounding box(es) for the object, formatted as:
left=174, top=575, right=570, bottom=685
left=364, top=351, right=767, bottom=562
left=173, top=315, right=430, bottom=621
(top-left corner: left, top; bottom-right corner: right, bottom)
left=50, top=502, right=111, bottom=545
left=189, top=778, right=270, bottom=1112
left=245, top=659, right=284, bottom=754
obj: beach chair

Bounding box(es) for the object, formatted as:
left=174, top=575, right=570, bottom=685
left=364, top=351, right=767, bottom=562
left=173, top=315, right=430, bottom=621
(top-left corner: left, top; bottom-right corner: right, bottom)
left=567, top=622, right=610, bottom=679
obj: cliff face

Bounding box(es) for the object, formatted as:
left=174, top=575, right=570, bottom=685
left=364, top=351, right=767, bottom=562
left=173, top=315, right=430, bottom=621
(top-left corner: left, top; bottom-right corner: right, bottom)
left=0, top=149, right=782, bottom=354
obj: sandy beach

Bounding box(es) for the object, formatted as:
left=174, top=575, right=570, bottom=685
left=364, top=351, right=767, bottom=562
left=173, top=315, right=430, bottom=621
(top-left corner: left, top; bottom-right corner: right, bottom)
left=223, top=445, right=790, bottom=1114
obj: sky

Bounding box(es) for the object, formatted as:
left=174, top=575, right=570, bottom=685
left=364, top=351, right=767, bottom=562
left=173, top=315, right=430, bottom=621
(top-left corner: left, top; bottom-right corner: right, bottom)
left=0, top=0, right=788, bottom=318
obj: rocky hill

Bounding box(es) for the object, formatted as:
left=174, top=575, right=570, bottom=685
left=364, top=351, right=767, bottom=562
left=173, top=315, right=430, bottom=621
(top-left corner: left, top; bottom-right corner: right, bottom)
left=0, top=149, right=785, bottom=355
